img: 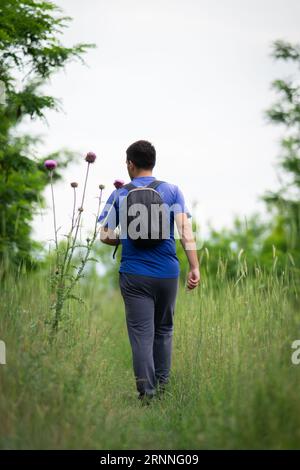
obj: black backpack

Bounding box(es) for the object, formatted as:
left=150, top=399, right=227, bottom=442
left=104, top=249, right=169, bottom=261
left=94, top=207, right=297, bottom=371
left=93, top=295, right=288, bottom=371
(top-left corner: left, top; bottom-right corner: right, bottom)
left=112, top=180, right=169, bottom=258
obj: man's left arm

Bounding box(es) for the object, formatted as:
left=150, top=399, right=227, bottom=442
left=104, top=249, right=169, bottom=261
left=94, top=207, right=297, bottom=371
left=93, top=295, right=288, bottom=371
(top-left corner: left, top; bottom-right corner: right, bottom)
left=173, top=185, right=200, bottom=290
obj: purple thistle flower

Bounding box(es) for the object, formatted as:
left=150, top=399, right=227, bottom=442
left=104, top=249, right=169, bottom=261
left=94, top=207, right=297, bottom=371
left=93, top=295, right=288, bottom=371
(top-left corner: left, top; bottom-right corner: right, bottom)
left=85, top=152, right=97, bottom=163
left=113, top=179, right=125, bottom=189
left=44, top=159, right=57, bottom=170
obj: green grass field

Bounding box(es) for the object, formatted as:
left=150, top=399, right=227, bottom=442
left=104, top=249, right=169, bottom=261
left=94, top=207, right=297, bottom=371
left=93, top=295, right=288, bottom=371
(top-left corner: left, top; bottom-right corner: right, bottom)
left=0, top=266, right=300, bottom=449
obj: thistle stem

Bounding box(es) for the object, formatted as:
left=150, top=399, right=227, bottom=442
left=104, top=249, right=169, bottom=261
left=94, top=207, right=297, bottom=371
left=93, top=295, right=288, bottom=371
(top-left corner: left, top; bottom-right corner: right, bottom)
left=80, top=163, right=90, bottom=209
left=64, top=188, right=103, bottom=300
left=94, top=188, right=103, bottom=235
left=71, top=187, right=77, bottom=230
left=50, top=170, right=58, bottom=251
left=50, top=160, right=97, bottom=334
left=64, top=162, right=91, bottom=277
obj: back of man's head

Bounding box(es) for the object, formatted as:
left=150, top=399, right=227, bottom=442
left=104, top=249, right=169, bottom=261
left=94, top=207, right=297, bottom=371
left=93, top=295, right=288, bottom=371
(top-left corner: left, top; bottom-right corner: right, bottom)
left=126, top=140, right=156, bottom=170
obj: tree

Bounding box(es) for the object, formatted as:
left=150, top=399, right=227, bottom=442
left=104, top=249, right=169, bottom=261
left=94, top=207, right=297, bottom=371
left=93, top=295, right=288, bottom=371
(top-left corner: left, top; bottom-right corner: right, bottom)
left=263, top=40, right=300, bottom=267
left=0, top=0, right=94, bottom=272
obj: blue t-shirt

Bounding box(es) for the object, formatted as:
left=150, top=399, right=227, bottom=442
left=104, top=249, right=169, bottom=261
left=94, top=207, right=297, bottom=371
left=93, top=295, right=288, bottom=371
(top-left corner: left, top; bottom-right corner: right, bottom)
left=98, top=176, right=191, bottom=278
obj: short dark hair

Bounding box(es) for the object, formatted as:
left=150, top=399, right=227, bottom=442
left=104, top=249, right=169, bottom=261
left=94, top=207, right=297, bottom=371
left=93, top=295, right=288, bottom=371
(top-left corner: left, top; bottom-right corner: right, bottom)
left=126, top=140, right=156, bottom=169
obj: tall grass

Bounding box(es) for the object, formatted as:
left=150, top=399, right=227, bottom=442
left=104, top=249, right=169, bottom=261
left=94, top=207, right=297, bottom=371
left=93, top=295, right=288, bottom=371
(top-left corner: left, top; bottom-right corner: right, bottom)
left=0, top=260, right=300, bottom=449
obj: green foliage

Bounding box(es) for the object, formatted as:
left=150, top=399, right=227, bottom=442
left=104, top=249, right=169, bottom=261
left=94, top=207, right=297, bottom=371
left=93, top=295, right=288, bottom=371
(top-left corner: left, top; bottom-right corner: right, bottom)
left=0, top=0, right=94, bottom=272
left=200, top=40, right=300, bottom=279
left=262, top=40, right=300, bottom=265
left=90, top=241, right=121, bottom=291
left=0, top=0, right=93, bottom=85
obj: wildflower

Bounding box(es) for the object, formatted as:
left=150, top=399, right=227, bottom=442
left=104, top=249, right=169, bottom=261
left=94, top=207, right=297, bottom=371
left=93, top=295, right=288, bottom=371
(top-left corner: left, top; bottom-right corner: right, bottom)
left=99, top=184, right=105, bottom=190
left=44, top=159, right=57, bottom=170
left=85, top=152, right=97, bottom=163
left=114, top=179, right=125, bottom=189
left=71, top=182, right=78, bottom=188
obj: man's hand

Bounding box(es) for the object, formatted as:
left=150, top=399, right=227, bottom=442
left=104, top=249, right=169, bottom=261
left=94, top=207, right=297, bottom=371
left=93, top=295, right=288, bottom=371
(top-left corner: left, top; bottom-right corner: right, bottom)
left=100, top=226, right=119, bottom=246
left=187, top=267, right=200, bottom=290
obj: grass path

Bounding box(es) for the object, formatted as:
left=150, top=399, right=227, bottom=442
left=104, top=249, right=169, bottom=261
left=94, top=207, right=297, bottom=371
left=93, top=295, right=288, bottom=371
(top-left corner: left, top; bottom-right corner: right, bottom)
left=0, top=269, right=300, bottom=449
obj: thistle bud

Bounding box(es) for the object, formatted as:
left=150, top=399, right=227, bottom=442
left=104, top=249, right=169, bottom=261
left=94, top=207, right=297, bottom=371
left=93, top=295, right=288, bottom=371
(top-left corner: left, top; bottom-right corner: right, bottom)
left=113, top=179, right=125, bottom=189
left=44, top=159, right=57, bottom=170
left=85, top=152, right=97, bottom=163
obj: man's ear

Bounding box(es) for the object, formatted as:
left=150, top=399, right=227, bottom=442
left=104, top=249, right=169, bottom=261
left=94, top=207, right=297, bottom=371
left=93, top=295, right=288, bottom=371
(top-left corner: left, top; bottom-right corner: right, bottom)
left=127, top=160, right=136, bottom=177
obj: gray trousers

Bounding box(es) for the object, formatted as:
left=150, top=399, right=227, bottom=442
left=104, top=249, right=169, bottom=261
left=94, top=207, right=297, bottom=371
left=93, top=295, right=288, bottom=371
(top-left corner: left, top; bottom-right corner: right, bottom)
left=119, top=272, right=179, bottom=396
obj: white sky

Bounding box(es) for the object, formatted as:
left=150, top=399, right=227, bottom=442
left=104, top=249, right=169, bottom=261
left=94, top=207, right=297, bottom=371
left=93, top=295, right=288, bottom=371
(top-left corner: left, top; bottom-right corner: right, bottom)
left=25, top=0, right=300, bottom=245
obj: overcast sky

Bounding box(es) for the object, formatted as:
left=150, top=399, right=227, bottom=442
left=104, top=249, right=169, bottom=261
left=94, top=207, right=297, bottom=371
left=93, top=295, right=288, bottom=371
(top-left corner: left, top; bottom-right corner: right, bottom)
left=25, top=0, right=300, bottom=245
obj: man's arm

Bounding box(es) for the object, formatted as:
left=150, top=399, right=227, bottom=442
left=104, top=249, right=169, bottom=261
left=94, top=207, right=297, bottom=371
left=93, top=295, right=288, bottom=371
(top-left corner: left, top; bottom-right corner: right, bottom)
left=175, top=212, right=200, bottom=290
left=99, top=226, right=119, bottom=246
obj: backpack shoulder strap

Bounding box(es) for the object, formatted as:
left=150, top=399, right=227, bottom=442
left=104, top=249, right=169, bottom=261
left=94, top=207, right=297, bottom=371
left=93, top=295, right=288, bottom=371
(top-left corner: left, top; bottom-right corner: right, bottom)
left=123, top=182, right=136, bottom=192
left=124, top=180, right=165, bottom=192
left=146, top=180, right=165, bottom=190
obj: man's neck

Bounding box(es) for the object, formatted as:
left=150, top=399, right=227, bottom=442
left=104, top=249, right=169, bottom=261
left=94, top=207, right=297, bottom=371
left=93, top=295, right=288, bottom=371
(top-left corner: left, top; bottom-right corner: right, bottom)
left=133, top=171, right=153, bottom=178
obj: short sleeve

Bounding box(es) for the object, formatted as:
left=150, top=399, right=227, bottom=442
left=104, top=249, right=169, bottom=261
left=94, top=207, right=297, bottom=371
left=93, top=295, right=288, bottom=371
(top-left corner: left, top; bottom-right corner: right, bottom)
left=98, top=190, right=119, bottom=229
left=172, top=186, right=192, bottom=218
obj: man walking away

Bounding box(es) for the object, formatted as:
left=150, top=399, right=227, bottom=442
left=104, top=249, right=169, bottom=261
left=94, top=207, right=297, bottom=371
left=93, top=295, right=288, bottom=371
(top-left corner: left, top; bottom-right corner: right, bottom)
left=99, top=140, right=200, bottom=404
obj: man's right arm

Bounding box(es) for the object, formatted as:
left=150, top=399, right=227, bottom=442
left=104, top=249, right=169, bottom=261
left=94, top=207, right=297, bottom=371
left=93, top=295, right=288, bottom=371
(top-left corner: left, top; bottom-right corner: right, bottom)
left=98, top=189, right=119, bottom=246
left=100, top=226, right=119, bottom=246
left=175, top=212, right=200, bottom=290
